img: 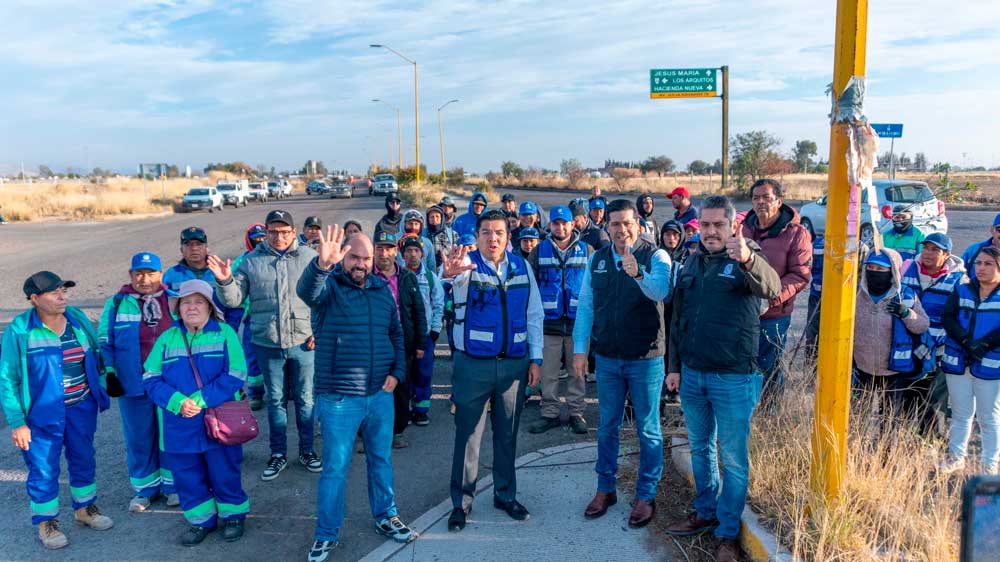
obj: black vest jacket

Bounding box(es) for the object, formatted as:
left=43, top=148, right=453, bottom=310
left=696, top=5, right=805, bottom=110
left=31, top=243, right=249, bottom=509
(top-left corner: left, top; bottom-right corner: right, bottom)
left=590, top=239, right=665, bottom=359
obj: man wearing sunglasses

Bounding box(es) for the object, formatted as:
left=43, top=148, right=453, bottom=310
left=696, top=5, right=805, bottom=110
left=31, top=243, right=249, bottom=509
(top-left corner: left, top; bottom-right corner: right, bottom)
left=209, top=210, right=322, bottom=482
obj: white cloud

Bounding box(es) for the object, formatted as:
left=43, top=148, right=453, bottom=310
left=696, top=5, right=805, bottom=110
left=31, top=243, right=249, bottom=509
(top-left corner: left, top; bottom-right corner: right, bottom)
left=1, top=0, right=998, bottom=172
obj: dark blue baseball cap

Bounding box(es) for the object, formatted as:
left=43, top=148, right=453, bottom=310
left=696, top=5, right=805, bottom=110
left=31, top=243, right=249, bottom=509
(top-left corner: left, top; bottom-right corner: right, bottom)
left=519, top=201, right=538, bottom=215
left=922, top=232, right=953, bottom=252
left=130, top=252, right=162, bottom=272
left=549, top=205, right=572, bottom=223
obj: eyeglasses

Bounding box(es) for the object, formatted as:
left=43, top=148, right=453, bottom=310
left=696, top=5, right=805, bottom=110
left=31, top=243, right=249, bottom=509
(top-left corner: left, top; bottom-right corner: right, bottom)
left=267, top=229, right=295, bottom=237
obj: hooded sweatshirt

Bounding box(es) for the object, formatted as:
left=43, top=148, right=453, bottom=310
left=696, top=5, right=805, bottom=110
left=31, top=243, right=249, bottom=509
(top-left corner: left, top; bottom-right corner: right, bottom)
left=452, top=192, right=488, bottom=238
left=741, top=203, right=813, bottom=320
left=659, top=220, right=688, bottom=267
left=425, top=205, right=454, bottom=269
left=636, top=194, right=658, bottom=239
left=853, top=248, right=930, bottom=376
left=399, top=209, right=439, bottom=273
left=374, top=196, right=403, bottom=238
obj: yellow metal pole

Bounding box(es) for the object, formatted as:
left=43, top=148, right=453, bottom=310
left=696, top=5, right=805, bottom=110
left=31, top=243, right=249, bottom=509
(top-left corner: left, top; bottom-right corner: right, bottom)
left=721, top=65, right=729, bottom=190
left=438, top=108, right=446, bottom=182
left=414, top=62, right=420, bottom=185
left=810, top=0, right=868, bottom=502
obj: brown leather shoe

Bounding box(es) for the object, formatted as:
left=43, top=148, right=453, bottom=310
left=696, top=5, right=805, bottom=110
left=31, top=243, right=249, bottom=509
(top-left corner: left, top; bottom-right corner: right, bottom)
left=584, top=491, right=617, bottom=519
left=666, top=511, right=720, bottom=536
left=716, top=538, right=740, bottom=562
left=627, top=499, right=656, bottom=528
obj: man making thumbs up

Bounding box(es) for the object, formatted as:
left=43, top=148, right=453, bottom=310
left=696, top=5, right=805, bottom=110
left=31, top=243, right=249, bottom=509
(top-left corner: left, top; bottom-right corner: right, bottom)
left=663, top=195, right=780, bottom=562
left=572, top=199, right=673, bottom=528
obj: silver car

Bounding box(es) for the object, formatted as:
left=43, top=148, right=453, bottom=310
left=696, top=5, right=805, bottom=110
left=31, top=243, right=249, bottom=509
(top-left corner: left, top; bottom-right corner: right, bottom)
left=798, top=179, right=948, bottom=246
left=329, top=182, right=353, bottom=199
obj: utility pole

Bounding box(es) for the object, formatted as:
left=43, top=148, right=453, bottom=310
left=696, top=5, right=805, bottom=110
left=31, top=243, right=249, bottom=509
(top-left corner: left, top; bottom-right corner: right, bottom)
left=811, top=0, right=869, bottom=503
left=721, top=65, right=729, bottom=190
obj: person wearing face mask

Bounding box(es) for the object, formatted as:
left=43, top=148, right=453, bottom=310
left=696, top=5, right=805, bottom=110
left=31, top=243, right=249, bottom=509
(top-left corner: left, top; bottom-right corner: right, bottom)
left=98, top=252, right=179, bottom=513
left=881, top=207, right=925, bottom=262
left=852, top=249, right=931, bottom=423
left=374, top=194, right=404, bottom=238
left=297, top=228, right=416, bottom=560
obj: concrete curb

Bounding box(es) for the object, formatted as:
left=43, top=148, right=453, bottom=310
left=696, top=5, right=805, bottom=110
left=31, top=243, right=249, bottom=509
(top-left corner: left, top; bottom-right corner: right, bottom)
left=358, top=441, right=599, bottom=562
left=670, top=436, right=801, bottom=562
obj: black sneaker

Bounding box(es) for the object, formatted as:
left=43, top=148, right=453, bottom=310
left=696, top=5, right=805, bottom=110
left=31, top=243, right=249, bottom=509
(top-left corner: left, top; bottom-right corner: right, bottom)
left=412, top=412, right=430, bottom=427
left=307, top=539, right=338, bottom=562
left=299, top=452, right=323, bottom=473
left=261, top=454, right=287, bottom=481
left=568, top=415, right=589, bottom=434
left=374, top=515, right=416, bottom=543
left=181, top=524, right=215, bottom=546
left=447, top=508, right=467, bottom=532
left=222, top=518, right=244, bottom=542
left=528, top=417, right=561, bottom=434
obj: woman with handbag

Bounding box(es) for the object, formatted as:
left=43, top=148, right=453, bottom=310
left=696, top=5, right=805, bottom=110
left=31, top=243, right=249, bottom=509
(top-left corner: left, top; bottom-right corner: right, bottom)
left=143, top=279, right=252, bottom=546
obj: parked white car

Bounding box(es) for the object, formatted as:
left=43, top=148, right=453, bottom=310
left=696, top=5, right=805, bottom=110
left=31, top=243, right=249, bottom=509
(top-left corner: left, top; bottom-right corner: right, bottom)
left=798, top=179, right=948, bottom=247
left=181, top=187, right=224, bottom=213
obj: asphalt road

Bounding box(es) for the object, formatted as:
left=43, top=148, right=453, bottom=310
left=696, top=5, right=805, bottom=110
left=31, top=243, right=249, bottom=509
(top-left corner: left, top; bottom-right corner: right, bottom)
left=0, top=189, right=606, bottom=562
left=0, top=186, right=995, bottom=561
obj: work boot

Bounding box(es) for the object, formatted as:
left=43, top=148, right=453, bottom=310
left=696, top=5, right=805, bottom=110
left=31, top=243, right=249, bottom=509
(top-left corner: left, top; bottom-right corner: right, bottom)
left=181, top=524, right=215, bottom=546
left=716, top=538, right=741, bottom=562
left=74, top=504, right=114, bottom=530
left=249, top=397, right=264, bottom=411
left=38, top=519, right=68, bottom=549
left=568, top=415, right=588, bottom=434
left=666, top=511, right=719, bottom=536
left=222, top=518, right=245, bottom=542
left=129, top=495, right=153, bottom=513
left=392, top=434, right=409, bottom=449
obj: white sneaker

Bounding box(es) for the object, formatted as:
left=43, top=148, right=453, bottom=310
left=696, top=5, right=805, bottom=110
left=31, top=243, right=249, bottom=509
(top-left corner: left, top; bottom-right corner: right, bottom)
left=308, top=539, right=338, bottom=562
left=375, top=515, right=417, bottom=543
left=165, top=493, right=180, bottom=507
left=586, top=372, right=597, bottom=383
left=936, top=456, right=966, bottom=475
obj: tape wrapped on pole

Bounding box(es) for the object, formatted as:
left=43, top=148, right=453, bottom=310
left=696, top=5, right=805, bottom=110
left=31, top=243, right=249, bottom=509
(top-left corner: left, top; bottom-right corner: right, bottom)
left=827, top=76, right=882, bottom=254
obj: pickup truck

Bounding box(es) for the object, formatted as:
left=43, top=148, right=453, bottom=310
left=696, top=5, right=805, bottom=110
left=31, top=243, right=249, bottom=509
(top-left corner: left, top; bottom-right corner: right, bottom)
left=181, top=187, right=224, bottom=213
left=370, top=173, right=399, bottom=196
left=267, top=179, right=293, bottom=199
left=248, top=182, right=269, bottom=203
left=216, top=182, right=249, bottom=207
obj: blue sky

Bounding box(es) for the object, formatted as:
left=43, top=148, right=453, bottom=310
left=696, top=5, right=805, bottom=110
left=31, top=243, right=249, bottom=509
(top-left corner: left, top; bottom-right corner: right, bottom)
left=1, top=0, right=999, bottom=176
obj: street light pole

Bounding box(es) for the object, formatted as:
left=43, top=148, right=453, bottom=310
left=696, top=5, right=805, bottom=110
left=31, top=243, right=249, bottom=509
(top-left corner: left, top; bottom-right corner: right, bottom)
left=437, top=99, right=459, bottom=183
left=371, top=45, right=419, bottom=184
left=372, top=99, right=402, bottom=173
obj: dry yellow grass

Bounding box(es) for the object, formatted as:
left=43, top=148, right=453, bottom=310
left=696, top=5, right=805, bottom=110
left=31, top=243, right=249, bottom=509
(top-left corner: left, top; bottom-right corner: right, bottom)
left=0, top=172, right=249, bottom=222
left=400, top=181, right=500, bottom=210
left=476, top=171, right=1000, bottom=205
left=747, top=361, right=960, bottom=561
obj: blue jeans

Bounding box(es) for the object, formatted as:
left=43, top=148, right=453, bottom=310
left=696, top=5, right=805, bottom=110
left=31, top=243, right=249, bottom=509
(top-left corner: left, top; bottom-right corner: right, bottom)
left=254, top=343, right=315, bottom=457
left=680, top=366, right=763, bottom=539
left=594, top=355, right=664, bottom=501
left=314, top=391, right=398, bottom=542
left=757, top=316, right=791, bottom=404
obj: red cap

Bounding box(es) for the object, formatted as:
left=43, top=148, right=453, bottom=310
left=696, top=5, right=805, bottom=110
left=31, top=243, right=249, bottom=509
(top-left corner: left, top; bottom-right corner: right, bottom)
left=684, top=218, right=700, bottom=231
left=667, top=187, right=690, bottom=198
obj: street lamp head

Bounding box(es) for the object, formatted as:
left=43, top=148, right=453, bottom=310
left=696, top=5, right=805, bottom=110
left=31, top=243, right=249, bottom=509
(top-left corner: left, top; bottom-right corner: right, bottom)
left=370, top=44, right=383, bottom=48
left=372, top=98, right=380, bottom=102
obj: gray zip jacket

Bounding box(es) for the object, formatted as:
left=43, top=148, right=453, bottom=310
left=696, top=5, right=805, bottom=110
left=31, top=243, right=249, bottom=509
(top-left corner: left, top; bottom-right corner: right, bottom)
left=217, top=239, right=318, bottom=348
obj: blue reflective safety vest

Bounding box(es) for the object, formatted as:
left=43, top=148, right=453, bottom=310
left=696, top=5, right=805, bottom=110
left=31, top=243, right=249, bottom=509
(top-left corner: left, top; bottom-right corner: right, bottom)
left=899, top=260, right=965, bottom=349
left=941, top=283, right=1000, bottom=380
left=810, top=236, right=824, bottom=298
left=535, top=238, right=588, bottom=321
left=887, top=286, right=934, bottom=375
left=457, top=250, right=531, bottom=359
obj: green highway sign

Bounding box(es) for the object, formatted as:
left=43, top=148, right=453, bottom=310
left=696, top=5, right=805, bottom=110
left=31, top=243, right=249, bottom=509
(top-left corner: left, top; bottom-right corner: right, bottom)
left=650, top=68, right=718, bottom=99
